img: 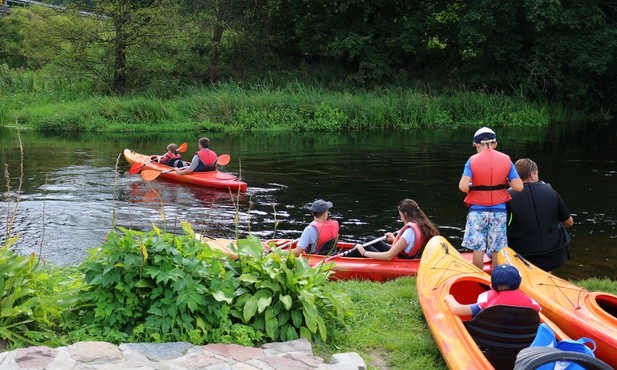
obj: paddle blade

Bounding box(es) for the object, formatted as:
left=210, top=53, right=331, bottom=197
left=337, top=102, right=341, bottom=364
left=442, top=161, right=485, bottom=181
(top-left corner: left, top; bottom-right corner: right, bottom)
left=129, top=162, right=144, bottom=174
left=217, top=154, right=231, bottom=166
left=140, top=170, right=163, bottom=181
left=178, top=142, right=188, bottom=153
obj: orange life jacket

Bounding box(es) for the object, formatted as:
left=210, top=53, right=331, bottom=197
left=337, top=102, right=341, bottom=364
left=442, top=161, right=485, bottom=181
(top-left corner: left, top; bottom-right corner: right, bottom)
left=464, top=148, right=512, bottom=206
left=393, top=222, right=426, bottom=258
left=309, top=220, right=339, bottom=254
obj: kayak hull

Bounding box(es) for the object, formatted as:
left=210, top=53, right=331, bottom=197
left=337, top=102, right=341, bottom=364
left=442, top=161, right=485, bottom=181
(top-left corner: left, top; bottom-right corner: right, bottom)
left=124, top=149, right=247, bottom=192
left=417, top=236, right=569, bottom=370
left=496, top=247, right=617, bottom=367
left=264, top=238, right=491, bottom=282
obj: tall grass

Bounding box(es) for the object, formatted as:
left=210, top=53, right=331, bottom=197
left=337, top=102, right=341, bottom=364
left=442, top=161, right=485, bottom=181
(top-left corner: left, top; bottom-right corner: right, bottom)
left=2, top=68, right=605, bottom=132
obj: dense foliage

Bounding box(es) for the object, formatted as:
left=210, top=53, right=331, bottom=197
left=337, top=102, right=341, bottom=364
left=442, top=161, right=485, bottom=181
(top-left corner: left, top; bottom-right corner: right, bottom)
left=68, top=223, right=351, bottom=345
left=1, top=0, right=616, bottom=113
left=0, top=240, right=65, bottom=349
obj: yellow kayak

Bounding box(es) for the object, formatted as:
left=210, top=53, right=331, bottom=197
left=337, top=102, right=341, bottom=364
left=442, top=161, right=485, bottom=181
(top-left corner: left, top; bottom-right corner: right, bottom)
left=418, top=236, right=570, bottom=370
left=496, top=247, right=617, bottom=367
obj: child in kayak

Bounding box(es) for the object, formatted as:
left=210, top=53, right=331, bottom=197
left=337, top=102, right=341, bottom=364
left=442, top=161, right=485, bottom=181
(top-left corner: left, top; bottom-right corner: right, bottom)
left=444, top=264, right=540, bottom=317
left=151, top=143, right=183, bottom=167
left=291, top=199, right=340, bottom=257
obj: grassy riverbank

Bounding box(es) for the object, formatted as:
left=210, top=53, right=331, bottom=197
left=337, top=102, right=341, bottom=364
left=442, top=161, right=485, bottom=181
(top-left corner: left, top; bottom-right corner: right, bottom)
left=1, top=71, right=607, bottom=132
left=32, top=263, right=617, bottom=370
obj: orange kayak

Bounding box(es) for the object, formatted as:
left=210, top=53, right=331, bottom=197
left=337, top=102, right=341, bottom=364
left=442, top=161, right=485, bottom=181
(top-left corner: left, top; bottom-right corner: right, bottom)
left=496, top=247, right=617, bottom=367
left=264, top=238, right=491, bottom=282
left=124, top=149, right=247, bottom=192
left=417, top=236, right=570, bottom=370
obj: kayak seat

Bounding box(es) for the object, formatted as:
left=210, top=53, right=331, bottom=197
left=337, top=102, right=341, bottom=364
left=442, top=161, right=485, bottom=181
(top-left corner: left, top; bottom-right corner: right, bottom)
left=464, top=305, right=540, bottom=370
left=315, top=237, right=339, bottom=256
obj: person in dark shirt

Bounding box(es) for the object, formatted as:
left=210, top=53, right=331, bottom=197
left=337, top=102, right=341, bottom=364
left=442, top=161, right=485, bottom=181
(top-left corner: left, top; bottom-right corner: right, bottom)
left=506, top=158, right=574, bottom=272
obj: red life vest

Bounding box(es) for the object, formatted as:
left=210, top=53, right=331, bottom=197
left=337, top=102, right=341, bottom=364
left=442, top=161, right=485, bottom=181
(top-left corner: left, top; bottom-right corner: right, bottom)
left=464, top=148, right=512, bottom=206
left=159, top=151, right=181, bottom=165
left=197, top=149, right=218, bottom=167
left=477, top=290, right=541, bottom=312
left=393, top=222, right=426, bottom=258
left=309, top=220, right=339, bottom=254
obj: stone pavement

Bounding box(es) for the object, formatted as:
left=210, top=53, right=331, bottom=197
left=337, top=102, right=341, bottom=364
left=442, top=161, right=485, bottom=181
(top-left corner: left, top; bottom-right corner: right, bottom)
left=0, top=339, right=366, bottom=370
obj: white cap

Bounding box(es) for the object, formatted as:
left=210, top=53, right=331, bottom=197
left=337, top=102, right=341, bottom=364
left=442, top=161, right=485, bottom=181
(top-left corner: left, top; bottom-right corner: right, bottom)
left=473, top=127, right=497, bottom=144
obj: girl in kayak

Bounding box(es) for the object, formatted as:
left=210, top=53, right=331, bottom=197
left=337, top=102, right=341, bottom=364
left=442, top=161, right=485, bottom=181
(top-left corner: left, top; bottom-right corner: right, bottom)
left=175, top=137, right=218, bottom=175
left=351, top=198, right=440, bottom=260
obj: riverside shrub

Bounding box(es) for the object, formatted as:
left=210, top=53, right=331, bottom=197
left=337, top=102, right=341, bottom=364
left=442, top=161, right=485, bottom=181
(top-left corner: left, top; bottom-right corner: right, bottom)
left=71, top=223, right=350, bottom=345
left=0, top=241, right=63, bottom=349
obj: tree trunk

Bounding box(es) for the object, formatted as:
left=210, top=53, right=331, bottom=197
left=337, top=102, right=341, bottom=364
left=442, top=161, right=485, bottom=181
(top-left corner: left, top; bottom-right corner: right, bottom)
left=112, top=16, right=127, bottom=94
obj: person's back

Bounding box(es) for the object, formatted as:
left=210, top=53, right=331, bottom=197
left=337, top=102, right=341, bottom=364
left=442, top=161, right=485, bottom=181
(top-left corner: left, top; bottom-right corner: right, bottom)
left=292, top=199, right=340, bottom=256
left=458, top=127, right=524, bottom=269
left=507, top=158, right=573, bottom=271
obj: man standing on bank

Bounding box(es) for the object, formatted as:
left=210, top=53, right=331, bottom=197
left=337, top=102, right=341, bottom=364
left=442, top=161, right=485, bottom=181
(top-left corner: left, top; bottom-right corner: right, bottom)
left=506, top=158, right=574, bottom=272
left=459, top=127, right=524, bottom=269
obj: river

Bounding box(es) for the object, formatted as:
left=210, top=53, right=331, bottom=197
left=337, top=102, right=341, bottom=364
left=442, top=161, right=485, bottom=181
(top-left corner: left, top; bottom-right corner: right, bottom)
left=0, top=123, right=615, bottom=280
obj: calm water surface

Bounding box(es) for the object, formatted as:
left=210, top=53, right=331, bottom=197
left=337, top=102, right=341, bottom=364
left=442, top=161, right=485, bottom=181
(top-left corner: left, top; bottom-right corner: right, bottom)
left=0, top=124, right=615, bottom=280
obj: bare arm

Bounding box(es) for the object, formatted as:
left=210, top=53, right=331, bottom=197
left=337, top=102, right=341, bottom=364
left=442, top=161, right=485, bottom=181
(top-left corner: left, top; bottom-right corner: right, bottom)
left=509, top=177, right=524, bottom=192
left=175, top=154, right=199, bottom=175
left=445, top=294, right=473, bottom=316
left=459, top=175, right=472, bottom=193
left=562, top=216, right=574, bottom=228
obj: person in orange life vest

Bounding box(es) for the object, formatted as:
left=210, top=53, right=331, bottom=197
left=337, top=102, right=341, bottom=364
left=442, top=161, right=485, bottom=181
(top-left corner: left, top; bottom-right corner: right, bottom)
left=506, top=158, right=574, bottom=272
left=445, top=264, right=541, bottom=317
left=351, top=199, right=440, bottom=260
left=458, top=127, right=524, bottom=269
left=291, top=199, right=339, bottom=257
left=174, top=137, right=218, bottom=175
left=150, top=143, right=183, bottom=167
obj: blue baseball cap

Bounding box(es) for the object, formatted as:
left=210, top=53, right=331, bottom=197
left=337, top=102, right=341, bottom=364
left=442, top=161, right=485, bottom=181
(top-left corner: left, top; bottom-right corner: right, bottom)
left=491, top=264, right=522, bottom=291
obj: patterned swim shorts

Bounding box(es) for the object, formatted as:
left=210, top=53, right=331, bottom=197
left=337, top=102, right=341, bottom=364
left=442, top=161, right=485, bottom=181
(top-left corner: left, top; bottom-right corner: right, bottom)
left=461, top=210, right=508, bottom=257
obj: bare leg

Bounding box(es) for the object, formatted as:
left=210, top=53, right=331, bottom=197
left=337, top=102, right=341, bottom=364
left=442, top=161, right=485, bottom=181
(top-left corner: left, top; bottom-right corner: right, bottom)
left=491, top=253, right=499, bottom=268
left=473, top=250, right=485, bottom=269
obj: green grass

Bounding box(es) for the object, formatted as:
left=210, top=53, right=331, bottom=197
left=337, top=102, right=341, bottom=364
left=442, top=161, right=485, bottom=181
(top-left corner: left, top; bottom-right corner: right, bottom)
left=322, top=277, right=446, bottom=370
left=3, top=72, right=607, bottom=132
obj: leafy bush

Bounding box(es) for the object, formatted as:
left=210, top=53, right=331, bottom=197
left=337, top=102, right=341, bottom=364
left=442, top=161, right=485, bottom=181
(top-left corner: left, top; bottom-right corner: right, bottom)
left=229, top=237, right=352, bottom=343
left=0, top=240, right=64, bottom=349
left=70, top=223, right=351, bottom=345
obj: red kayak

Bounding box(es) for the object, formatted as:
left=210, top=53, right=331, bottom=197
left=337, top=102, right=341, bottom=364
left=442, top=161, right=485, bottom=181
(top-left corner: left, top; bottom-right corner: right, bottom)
left=263, top=238, right=491, bottom=282
left=124, top=149, right=247, bottom=192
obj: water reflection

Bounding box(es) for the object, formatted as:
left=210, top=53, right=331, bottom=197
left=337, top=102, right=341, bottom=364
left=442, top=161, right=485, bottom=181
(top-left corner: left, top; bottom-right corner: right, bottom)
left=0, top=124, right=615, bottom=280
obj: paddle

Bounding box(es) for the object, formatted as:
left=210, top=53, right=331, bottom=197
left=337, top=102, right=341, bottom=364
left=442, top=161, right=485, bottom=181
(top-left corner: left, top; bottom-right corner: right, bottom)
left=324, top=234, right=390, bottom=262
left=140, top=154, right=231, bottom=181
left=129, top=142, right=188, bottom=174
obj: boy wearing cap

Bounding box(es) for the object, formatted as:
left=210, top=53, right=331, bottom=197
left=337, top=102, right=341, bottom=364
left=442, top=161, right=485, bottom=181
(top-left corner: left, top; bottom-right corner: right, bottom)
left=445, top=264, right=540, bottom=317
left=458, top=127, right=524, bottom=269
left=291, top=199, right=340, bottom=257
